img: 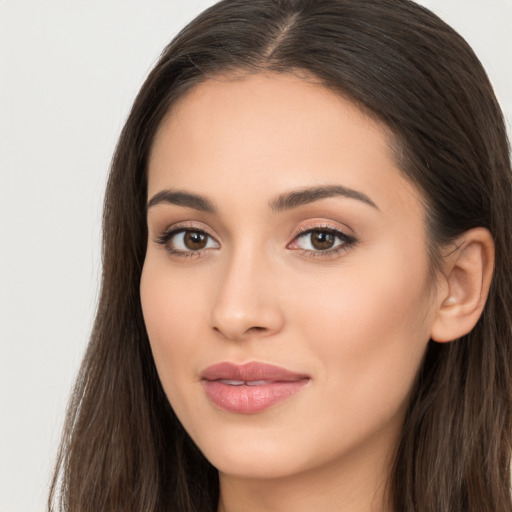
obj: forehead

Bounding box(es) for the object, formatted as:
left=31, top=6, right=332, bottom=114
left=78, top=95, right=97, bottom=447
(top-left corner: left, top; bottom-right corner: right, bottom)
left=147, top=72, right=422, bottom=221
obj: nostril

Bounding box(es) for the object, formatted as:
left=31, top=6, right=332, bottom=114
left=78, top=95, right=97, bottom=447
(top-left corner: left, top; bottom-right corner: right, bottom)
left=212, top=324, right=268, bottom=341
left=247, top=326, right=266, bottom=333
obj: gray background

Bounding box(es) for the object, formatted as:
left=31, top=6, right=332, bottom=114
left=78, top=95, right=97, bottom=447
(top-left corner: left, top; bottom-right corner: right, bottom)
left=1, top=1, right=511, bottom=511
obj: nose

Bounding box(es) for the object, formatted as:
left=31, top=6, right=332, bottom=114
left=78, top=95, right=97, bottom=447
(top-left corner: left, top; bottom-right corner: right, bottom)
left=209, top=248, right=285, bottom=341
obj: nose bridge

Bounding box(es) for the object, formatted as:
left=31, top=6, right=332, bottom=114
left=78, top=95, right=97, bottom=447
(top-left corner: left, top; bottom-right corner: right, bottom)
left=209, top=241, right=284, bottom=340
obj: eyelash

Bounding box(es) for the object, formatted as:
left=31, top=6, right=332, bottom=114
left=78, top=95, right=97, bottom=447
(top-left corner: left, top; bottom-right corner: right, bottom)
left=154, top=224, right=357, bottom=259
left=290, top=225, right=357, bottom=259
left=155, top=225, right=219, bottom=259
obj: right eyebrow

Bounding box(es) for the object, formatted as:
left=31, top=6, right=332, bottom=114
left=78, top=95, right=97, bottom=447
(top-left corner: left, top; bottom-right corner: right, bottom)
left=147, top=189, right=216, bottom=213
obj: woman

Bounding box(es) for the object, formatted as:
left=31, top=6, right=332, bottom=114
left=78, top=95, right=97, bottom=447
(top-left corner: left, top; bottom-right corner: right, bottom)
left=49, top=0, right=512, bottom=510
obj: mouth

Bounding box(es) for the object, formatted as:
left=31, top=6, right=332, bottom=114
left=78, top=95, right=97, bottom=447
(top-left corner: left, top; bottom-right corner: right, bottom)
left=200, top=362, right=310, bottom=414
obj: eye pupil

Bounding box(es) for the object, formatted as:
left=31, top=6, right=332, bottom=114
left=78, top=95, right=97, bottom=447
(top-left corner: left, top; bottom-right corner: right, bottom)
left=184, top=231, right=208, bottom=250
left=311, top=231, right=335, bottom=250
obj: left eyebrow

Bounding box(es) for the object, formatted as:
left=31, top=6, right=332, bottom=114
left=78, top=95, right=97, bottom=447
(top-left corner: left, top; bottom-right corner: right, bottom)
left=270, top=185, right=379, bottom=213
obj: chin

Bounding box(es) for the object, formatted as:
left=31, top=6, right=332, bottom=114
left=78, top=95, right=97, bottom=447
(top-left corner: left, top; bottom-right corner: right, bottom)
left=209, top=450, right=305, bottom=480
left=191, top=427, right=308, bottom=479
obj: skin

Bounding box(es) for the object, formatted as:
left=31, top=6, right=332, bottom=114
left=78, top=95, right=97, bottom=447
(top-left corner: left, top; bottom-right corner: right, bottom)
left=140, top=72, right=449, bottom=512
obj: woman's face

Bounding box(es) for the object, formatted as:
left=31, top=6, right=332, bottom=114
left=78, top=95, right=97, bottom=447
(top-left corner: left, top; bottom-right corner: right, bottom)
left=141, top=72, right=438, bottom=481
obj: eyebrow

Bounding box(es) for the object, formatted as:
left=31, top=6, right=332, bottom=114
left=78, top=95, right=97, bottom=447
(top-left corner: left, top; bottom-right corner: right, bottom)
left=270, top=185, right=379, bottom=212
left=147, top=184, right=378, bottom=214
left=147, top=190, right=216, bottom=213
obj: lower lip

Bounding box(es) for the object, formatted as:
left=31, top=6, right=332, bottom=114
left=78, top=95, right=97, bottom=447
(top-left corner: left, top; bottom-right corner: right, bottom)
left=203, top=380, right=309, bottom=414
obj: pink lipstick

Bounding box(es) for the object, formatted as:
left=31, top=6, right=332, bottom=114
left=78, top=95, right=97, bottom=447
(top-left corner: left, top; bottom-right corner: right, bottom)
left=200, top=362, right=310, bottom=414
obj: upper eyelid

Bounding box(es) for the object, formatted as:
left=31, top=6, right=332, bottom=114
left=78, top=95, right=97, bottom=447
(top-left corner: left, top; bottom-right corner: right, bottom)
left=295, top=225, right=345, bottom=234
left=288, top=222, right=357, bottom=247
left=155, top=226, right=220, bottom=256
left=291, top=221, right=354, bottom=239
left=158, top=221, right=220, bottom=239
left=290, top=227, right=355, bottom=245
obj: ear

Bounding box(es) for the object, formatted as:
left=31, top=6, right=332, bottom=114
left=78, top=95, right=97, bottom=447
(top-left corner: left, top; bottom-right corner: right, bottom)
left=430, top=227, right=494, bottom=343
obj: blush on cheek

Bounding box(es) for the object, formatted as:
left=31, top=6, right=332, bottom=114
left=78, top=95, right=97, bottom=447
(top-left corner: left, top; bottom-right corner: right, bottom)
left=297, top=262, right=431, bottom=386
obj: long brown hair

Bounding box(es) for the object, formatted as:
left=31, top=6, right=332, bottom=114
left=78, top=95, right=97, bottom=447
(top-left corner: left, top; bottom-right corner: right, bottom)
left=49, top=1, right=512, bottom=510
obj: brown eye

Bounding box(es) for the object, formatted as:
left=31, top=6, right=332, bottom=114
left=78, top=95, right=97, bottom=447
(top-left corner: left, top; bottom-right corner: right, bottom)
left=184, top=230, right=208, bottom=250
left=288, top=226, right=356, bottom=256
left=310, top=230, right=336, bottom=250
left=157, top=228, right=220, bottom=255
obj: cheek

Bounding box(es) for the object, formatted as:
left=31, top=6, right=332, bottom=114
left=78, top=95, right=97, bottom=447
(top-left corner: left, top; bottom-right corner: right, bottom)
left=140, top=262, right=206, bottom=394
left=290, top=249, right=433, bottom=410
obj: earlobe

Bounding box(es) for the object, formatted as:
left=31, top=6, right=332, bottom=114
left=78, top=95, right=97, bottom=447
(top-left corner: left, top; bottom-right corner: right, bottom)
left=430, top=228, right=494, bottom=343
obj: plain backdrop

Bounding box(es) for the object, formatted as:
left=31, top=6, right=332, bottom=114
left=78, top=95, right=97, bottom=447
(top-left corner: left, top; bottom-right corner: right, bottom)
left=1, top=1, right=511, bottom=511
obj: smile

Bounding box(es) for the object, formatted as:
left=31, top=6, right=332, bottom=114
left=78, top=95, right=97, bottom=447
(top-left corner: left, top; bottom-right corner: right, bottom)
left=200, top=362, right=310, bottom=414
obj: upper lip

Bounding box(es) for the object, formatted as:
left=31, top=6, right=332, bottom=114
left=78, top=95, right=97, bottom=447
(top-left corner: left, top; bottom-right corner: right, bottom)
left=200, top=361, right=309, bottom=383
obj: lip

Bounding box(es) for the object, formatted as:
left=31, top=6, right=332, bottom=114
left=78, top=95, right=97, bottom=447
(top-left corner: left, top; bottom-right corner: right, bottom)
left=200, top=362, right=310, bottom=414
